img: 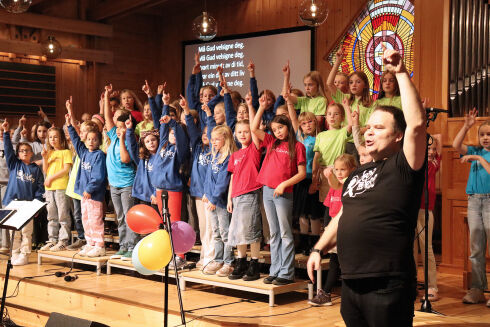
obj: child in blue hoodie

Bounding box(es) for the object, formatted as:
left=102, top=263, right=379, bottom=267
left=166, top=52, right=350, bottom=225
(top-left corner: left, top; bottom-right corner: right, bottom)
left=201, top=120, right=237, bottom=277
left=180, top=96, right=213, bottom=269
left=150, top=110, right=190, bottom=268
left=2, top=119, right=44, bottom=266
left=66, top=113, right=107, bottom=258
left=125, top=119, right=157, bottom=206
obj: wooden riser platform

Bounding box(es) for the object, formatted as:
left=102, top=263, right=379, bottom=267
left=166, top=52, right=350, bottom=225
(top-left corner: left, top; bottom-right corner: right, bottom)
left=1, top=255, right=489, bottom=327
left=180, top=269, right=311, bottom=306
left=38, top=250, right=115, bottom=275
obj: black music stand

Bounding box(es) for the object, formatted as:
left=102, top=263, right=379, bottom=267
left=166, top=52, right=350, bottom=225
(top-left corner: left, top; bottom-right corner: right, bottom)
left=0, top=199, right=46, bottom=326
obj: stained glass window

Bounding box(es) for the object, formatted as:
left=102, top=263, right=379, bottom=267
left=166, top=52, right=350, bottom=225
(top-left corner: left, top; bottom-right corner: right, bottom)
left=327, top=0, right=414, bottom=99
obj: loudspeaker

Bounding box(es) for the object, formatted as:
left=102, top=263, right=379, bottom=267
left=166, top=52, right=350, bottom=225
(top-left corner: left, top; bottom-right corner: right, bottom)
left=45, top=312, right=109, bottom=327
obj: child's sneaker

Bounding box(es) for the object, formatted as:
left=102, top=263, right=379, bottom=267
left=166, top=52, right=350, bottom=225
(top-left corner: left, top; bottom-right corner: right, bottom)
left=0, top=247, right=9, bottom=254
left=195, top=259, right=204, bottom=269
left=202, top=261, right=223, bottom=275
left=67, top=238, right=86, bottom=251
left=120, top=251, right=132, bottom=261
left=50, top=241, right=68, bottom=252
left=78, top=244, right=93, bottom=257
left=87, top=246, right=106, bottom=257
left=308, top=289, right=332, bottom=306
left=110, top=249, right=126, bottom=259
left=169, top=256, right=186, bottom=270
left=11, top=253, right=28, bottom=266
left=216, top=264, right=233, bottom=277
left=40, top=242, right=55, bottom=251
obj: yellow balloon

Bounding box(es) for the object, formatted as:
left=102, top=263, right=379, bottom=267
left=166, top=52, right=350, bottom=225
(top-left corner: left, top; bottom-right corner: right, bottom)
left=138, top=229, right=172, bottom=270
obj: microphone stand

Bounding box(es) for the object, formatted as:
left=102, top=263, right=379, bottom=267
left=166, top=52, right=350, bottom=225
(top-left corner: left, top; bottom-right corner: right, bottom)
left=160, top=191, right=186, bottom=327
left=419, top=111, right=444, bottom=315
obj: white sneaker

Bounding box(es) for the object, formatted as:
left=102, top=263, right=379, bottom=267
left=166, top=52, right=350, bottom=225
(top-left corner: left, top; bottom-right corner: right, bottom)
left=40, top=242, right=55, bottom=251
left=78, top=244, right=93, bottom=257
left=50, top=241, right=68, bottom=252
left=86, top=246, right=106, bottom=257
left=12, top=253, right=28, bottom=266
left=216, top=264, right=233, bottom=277
left=202, top=261, right=223, bottom=275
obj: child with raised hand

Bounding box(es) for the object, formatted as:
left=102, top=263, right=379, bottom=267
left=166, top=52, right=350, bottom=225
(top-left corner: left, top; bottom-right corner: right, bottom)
left=452, top=108, right=490, bottom=305
left=186, top=53, right=218, bottom=128
left=312, top=100, right=352, bottom=204
left=125, top=118, right=157, bottom=207
left=182, top=95, right=214, bottom=269
left=103, top=84, right=138, bottom=261
left=201, top=124, right=236, bottom=277
left=150, top=110, right=190, bottom=269
left=142, top=80, right=164, bottom=129
left=248, top=60, right=276, bottom=126
left=282, top=61, right=327, bottom=127
left=226, top=107, right=263, bottom=281
left=65, top=97, right=99, bottom=251
left=309, top=154, right=357, bottom=306
left=39, top=124, right=72, bottom=252
left=1, top=118, right=44, bottom=265
left=376, top=71, right=402, bottom=109
left=251, top=99, right=307, bottom=285
left=327, top=48, right=374, bottom=152
left=66, top=112, right=107, bottom=257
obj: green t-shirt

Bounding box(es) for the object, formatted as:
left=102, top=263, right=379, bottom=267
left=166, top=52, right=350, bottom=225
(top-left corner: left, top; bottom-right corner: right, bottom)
left=332, top=89, right=374, bottom=143
left=313, top=127, right=349, bottom=166
left=66, top=155, right=81, bottom=200
left=135, top=120, right=154, bottom=137
left=295, top=96, right=327, bottom=116
left=375, top=96, right=402, bottom=110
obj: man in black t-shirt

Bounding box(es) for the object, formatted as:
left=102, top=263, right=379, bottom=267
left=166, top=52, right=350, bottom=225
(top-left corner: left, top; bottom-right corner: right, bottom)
left=307, top=47, right=427, bottom=327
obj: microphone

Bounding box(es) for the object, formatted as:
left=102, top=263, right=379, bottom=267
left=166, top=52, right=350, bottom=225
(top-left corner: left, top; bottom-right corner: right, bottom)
left=425, top=107, right=449, bottom=113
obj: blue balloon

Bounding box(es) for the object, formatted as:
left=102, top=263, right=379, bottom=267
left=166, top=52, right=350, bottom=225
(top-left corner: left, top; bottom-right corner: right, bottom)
left=132, top=241, right=157, bottom=275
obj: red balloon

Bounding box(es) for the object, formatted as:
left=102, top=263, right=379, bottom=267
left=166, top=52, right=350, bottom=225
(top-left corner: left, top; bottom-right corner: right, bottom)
left=126, top=204, right=162, bottom=234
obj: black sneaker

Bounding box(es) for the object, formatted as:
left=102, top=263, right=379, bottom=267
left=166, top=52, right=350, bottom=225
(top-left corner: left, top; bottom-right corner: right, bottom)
left=263, top=275, right=276, bottom=284
left=308, top=289, right=332, bottom=306
left=243, top=259, right=260, bottom=281
left=272, top=277, right=294, bottom=285
left=229, top=257, right=248, bottom=280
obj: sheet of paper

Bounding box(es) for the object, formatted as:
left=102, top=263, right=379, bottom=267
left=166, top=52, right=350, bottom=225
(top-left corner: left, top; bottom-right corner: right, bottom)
left=4, top=199, right=46, bottom=230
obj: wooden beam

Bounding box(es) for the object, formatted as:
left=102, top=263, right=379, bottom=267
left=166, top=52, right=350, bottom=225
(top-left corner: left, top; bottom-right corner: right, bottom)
left=88, top=0, right=169, bottom=21
left=0, top=39, right=113, bottom=64
left=0, top=11, right=113, bottom=38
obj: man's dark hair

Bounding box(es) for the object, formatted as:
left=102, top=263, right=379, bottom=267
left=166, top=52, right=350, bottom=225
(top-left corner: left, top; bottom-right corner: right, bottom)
left=373, top=105, right=407, bottom=135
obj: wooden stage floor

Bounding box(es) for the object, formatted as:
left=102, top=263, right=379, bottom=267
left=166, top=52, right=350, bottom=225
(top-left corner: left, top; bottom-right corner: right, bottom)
left=0, top=254, right=489, bottom=326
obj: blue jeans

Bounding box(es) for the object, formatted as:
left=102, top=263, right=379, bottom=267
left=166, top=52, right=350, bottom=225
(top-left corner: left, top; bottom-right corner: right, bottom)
left=467, top=194, right=490, bottom=290
left=262, top=186, right=295, bottom=280
left=110, top=185, right=139, bottom=251
left=208, top=205, right=233, bottom=265
left=72, top=198, right=84, bottom=240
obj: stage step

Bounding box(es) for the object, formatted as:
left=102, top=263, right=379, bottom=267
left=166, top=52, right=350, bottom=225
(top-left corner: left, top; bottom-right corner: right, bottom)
left=0, top=269, right=206, bottom=327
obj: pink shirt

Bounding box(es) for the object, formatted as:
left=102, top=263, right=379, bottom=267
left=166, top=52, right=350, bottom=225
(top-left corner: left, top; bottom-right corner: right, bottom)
left=324, top=187, right=343, bottom=217
left=228, top=144, right=262, bottom=198
left=257, top=133, right=306, bottom=193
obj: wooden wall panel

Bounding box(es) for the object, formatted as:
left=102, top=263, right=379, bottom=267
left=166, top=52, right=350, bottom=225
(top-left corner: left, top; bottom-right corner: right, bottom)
left=95, top=14, right=160, bottom=109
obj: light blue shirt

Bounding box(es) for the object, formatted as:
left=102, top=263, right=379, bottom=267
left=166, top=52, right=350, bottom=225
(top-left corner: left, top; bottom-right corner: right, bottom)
left=106, top=126, right=135, bottom=188
left=465, top=146, right=490, bottom=194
